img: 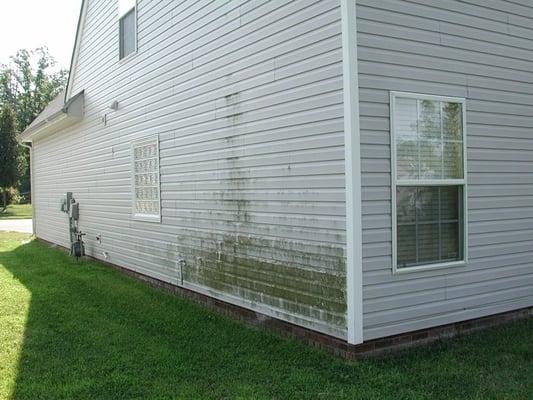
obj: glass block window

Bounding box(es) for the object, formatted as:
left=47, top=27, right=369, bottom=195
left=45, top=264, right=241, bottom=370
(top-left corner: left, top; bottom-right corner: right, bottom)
left=391, top=93, right=467, bottom=271
left=119, top=0, right=136, bottom=60
left=132, top=136, right=160, bottom=222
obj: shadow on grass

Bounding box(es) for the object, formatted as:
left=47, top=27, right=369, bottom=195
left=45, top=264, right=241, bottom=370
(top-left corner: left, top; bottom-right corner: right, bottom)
left=1, top=237, right=532, bottom=399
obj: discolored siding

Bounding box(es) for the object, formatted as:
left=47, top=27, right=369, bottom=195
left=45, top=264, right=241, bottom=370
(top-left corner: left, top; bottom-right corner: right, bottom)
left=357, top=0, right=533, bottom=340
left=32, top=0, right=347, bottom=338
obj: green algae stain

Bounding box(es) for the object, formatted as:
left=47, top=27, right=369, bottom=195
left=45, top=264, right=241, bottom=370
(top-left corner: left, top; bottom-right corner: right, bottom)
left=178, top=231, right=347, bottom=328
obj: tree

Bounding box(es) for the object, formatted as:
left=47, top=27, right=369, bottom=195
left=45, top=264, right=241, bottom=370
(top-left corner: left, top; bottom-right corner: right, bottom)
left=0, top=106, right=19, bottom=211
left=0, top=48, right=67, bottom=195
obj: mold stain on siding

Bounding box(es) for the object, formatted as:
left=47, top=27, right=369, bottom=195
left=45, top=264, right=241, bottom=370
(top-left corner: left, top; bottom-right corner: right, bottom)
left=175, top=90, right=347, bottom=330
left=177, top=231, right=347, bottom=328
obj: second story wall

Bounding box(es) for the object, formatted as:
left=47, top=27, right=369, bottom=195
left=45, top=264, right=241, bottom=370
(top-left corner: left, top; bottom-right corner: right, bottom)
left=357, top=0, right=533, bottom=340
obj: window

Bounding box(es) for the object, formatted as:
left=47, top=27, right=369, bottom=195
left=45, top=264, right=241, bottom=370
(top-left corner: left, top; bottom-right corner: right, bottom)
left=390, top=92, right=467, bottom=272
left=119, top=0, right=136, bottom=60
left=132, top=136, right=160, bottom=222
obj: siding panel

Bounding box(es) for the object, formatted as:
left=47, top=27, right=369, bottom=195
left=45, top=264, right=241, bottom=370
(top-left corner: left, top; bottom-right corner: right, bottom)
left=32, top=0, right=347, bottom=339
left=358, top=0, right=533, bottom=340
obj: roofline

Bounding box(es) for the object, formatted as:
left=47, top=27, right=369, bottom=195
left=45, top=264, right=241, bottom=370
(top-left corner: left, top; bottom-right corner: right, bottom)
left=65, top=0, right=88, bottom=102
left=20, top=90, right=85, bottom=142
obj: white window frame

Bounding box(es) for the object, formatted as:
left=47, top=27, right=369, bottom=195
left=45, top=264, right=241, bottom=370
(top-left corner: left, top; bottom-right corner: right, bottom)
left=390, top=91, right=468, bottom=274
left=118, top=0, right=137, bottom=61
left=131, top=135, right=161, bottom=223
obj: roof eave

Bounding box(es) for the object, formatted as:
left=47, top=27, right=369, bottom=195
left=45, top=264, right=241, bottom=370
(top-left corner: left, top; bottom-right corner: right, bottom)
left=19, top=113, right=73, bottom=143
left=20, top=91, right=85, bottom=143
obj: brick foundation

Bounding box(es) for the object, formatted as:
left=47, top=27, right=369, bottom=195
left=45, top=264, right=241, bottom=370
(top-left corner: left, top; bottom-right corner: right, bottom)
left=39, top=238, right=532, bottom=358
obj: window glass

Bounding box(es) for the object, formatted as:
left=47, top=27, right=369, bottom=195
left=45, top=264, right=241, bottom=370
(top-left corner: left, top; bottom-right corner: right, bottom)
left=443, top=142, right=463, bottom=179
left=395, top=99, right=463, bottom=181
left=418, top=100, right=441, bottom=139
left=443, top=102, right=463, bottom=140
left=132, top=137, right=160, bottom=220
left=392, top=93, right=466, bottom=270
left=396, top=186, right=463, bottom=268
left=120, top=8, right=136, bottom=59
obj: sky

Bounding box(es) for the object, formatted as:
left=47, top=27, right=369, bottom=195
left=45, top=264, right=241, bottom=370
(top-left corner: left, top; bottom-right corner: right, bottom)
left=0, top=0, right=83, bottom=70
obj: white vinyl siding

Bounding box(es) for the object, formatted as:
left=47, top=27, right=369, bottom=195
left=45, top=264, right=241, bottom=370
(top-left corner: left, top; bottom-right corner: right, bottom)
left=391, top=92, right=467, bottom=272
left=32, top=0, right=347, bottom=339
left=132, top=135, right=160, bottom=222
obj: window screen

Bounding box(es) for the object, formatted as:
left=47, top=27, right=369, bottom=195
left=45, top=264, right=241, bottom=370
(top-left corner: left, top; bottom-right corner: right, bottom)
left=132, top=136, right=160, bottom=221
left=119, top=8, right=136, bottom=59
left=392, top=93, right=467, bottom=270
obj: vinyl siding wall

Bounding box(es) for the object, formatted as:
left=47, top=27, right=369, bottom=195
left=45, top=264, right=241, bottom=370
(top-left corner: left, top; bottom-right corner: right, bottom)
left=32, top=0, right=348, bottom=338
left=357, top=0, right=533, bottom=340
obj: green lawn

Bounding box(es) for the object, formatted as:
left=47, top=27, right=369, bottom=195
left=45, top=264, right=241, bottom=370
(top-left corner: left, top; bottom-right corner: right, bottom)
left=0, top=232, right=531, bottom=399
left=0, top=204, right=32, bottom=220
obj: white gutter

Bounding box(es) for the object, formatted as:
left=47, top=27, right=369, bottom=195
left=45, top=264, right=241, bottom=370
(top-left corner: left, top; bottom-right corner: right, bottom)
left=341, top=0, right=363, bottom=345
left=20, top=112, right=69, bottom=142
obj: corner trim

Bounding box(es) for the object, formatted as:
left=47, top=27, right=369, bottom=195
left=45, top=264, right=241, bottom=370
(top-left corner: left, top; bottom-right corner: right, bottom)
left=341, top=0, right=363, bottom=345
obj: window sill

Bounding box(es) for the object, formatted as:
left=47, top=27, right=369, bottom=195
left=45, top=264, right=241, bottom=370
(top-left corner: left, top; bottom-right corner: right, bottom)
left=119, top=50, right=138, bottom=65
left=132, top=214, right=161, bottom=223
left=394, top=260, right=467, bottom=274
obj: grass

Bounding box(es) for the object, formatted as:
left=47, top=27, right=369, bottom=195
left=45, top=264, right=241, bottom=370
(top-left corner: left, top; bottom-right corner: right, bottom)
left=0, top=204, right=32, bottom=220
left=0, top=232, right=531, bottom=400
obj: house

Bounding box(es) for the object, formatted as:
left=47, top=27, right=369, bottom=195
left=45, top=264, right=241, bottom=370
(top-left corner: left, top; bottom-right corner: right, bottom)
left=21, top=0, right=532, bottom=351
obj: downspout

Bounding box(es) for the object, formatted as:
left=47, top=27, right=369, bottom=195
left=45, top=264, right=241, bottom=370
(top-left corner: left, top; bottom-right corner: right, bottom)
left=20, top=142, right=36, bottom=236
left=341, top=0, right=363, bottom=345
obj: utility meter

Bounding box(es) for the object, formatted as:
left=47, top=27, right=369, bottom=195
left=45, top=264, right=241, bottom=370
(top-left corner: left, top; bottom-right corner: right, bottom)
left=60, top=195, right=68, bottom=212
left=61, top=192, right=74, bottom=213
left=69, top=202, right=79, bottom=220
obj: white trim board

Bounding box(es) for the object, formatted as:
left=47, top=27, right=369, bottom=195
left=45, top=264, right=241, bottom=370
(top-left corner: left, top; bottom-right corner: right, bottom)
left=341, top=0, right=363, bottom=345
